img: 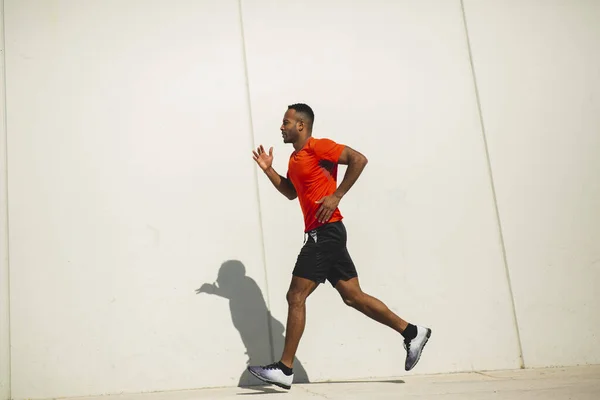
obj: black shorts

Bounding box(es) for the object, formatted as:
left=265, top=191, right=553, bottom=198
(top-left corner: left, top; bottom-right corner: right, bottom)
left=292, top=221, right=358, bottom=286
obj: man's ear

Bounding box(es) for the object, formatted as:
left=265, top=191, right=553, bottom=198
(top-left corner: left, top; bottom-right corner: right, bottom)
left=297, top=119, right=305, bottom=132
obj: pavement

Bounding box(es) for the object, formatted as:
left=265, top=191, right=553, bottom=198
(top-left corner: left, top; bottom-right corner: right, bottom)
left=71, top=365, right=600, bottom=400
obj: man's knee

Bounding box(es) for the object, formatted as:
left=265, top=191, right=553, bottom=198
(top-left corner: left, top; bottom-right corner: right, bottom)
left=286, top=289, right=307, bottom=308
left=335, top=277, right=364, bottom=308
left=341, top=288, right=364, bottom=308
left=286, top=277, right=317, bottom=307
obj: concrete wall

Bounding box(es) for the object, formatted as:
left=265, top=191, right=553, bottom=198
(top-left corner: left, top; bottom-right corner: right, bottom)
left=1, top=2, right=11, bottom=399
left=463, top=0, right=600, bottom=367
left=2, top=0, right=598, bottom=399
left=5, top=0, right=267, bottom=398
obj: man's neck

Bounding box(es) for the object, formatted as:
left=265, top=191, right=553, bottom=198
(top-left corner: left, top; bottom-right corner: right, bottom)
left=293, top=135, right=311, bottom=152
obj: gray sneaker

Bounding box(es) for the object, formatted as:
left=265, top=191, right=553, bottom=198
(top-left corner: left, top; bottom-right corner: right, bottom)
left=247, top=362, right=293, bottom=390
left=404, top=325, right=432, bottom=371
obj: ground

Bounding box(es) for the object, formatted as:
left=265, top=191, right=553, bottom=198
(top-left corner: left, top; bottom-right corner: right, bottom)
left=59, top=366, right=600, bottom=400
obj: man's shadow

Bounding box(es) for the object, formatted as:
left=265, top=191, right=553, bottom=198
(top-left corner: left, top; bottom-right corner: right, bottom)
left=196, top=260, right=309, bottom=388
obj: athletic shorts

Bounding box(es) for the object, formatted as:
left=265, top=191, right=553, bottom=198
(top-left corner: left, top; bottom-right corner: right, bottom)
left=292, top=221, right=358, bottom=286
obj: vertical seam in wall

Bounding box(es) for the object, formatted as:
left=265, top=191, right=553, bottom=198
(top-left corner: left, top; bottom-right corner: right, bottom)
left=0, top=0, right=12, bottom=397
left=460, top=0, right=524, bottom=368
left=237, top=0, right=275, bottom=363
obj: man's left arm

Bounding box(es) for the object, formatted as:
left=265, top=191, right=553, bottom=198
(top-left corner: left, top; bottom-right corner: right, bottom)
left=315, top=146, right=368, bottom=223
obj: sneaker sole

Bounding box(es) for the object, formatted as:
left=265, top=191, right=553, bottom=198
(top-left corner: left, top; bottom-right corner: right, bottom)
left=406, top=328, right=432, bottom=371
left=247, top=367, right=292, bottom=390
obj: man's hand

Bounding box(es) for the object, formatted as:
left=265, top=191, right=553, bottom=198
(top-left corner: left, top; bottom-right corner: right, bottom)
left=252, top=145, right=273, bottom=172
left=315, top=194, right=342, bottom=223
left=253, top=144, right=297, bottom=200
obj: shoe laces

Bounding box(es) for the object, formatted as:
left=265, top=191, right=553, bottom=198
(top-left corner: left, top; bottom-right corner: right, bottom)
left=263, top=362, right=280, bottom=370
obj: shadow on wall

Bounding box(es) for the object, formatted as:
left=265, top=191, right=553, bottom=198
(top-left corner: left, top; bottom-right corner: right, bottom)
left=196, top=259, right=309, bottom=387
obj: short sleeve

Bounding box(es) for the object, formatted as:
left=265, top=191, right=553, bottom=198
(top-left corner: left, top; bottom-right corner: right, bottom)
left=311, top=138, right=346, bottom=162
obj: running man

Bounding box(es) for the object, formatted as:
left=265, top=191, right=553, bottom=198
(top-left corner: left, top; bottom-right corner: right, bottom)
left=248, top=103, right=431, bottom=390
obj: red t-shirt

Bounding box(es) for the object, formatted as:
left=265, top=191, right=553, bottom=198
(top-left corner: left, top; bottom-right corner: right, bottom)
left=287, top=137, right=346, bottom=232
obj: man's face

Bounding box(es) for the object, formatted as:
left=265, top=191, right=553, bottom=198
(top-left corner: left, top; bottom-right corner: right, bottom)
left=280, top=109, right=301, bottom=144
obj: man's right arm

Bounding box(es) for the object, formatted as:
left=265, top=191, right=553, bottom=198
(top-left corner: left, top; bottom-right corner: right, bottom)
left=263, top=167, right=297, bottom=200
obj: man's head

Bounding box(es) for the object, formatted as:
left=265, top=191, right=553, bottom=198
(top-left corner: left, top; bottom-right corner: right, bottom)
left=280, top=103, right=314, bottom=144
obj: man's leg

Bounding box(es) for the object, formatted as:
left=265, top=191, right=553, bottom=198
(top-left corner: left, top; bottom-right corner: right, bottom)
left=247, top=275, right=317, bottom=389
left=334, top=277, right=408, bottom=334
left=247, top=227, right=326, bottom=389
left=334, top=276, right=431, bottom=371
left=280, top=276, right=318, bottom=368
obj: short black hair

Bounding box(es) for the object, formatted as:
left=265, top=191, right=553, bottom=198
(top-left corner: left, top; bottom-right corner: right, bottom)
left=288, top=103, right=314, bottom=129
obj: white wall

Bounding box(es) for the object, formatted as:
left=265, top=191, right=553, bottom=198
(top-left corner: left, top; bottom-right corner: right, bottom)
left=6, top=0, right=269, bottom=398
left=1, top=2, right=11, bottom=399
left=3, top=0, right=599, bottom=399
left=463, top=0, right=600, bottom=367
